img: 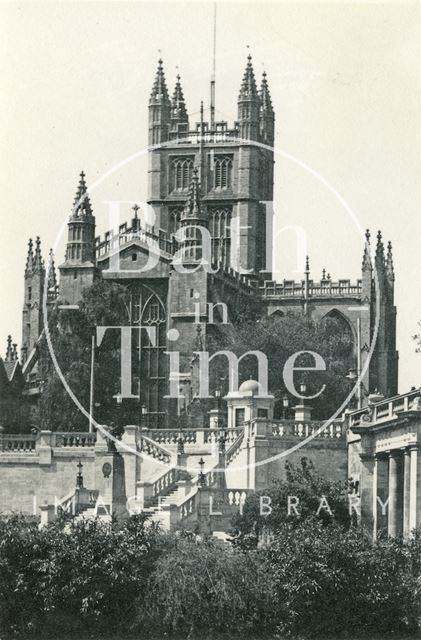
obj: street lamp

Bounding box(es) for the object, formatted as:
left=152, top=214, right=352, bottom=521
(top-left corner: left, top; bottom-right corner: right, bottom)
left=141, top=403, right=147, bottom=428
left=282, top=394, right=289, bottom=419
left=300, top=382, right=307, bottom=396
left=198, top=457, right=206, bottom=487
left=76, top=460, right=84, bottom=489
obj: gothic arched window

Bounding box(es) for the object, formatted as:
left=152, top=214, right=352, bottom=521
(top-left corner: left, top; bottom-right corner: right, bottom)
left=209, top=207, right=232, bottom=267
left=129, top=286, right=167, bottom=429
left=172, top=157, right=193, bottom=191
left=169, top=208, right=182, bottom=236
left=213, top=156, right=232, bottom=189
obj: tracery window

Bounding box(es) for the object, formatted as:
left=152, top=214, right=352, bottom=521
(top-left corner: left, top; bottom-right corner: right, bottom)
left=213, top=156, right=232, bottom=189
left=171, top=157, right=194, bottom=191
left=129, top=286, right=167, bottom=428
left=209, top=207, right=232, bottom=267
left=169, top=208, right=182, bottom=236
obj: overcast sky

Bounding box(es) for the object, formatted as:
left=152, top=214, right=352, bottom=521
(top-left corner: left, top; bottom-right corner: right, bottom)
left=1, top=0, right=421, bottom=392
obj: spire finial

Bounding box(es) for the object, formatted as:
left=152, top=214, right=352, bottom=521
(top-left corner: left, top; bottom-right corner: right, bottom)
left=386, top=239, right=394, bottom=282
left=72, top=170, right=93, bottom=218
left=47, top=248, right=57, bottom=290
left=239, top=51, right=258, bottom=99
left=305, top=255, right=310, bottom=273
left=34, top=236, right=44, bottom=272
left=5, top=335, right=13, bottom=361
left=182, top=168, right=203, bottom=221
left=375, top=229, right=385, bottom=267
left=150, top=57, right=170, bottom=105
left=171, top=73, right=188, bottom=127
left=25, top=238, right=34, bottom=274
left=362, top=228, right=372, bottom=272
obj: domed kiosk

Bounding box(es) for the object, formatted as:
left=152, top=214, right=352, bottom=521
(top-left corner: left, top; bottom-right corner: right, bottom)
left=225, top=377, right=275, bottom=429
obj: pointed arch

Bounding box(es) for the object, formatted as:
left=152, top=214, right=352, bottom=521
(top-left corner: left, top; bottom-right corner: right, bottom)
left=320, top=308, right=356, bottom=350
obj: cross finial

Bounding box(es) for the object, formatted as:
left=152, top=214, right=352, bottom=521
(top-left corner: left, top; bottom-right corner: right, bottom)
left=132, top=203, right=140, bottom=215
left=80, top=170, right=85, bottom=180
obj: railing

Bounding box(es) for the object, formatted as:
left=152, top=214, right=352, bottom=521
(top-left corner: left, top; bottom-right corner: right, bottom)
left=137, top=433, right=172, bottom=464
left=261, top=279, right=362, bottom=299
left=227, top=489, right=248, bottom=508
left=54, top=432, right=97, bottom=448
left=142, top=427, right=243, bottom=448
left=0, top=434, right=37, bottom=453
left=349, top=388, right=421, bottom=427
left=243, top=419, right=344, bottom=439
left=269, top=420, right=344, bottom=439
left=172, top=130, right=240, bottom=145
left=179, top=491, right=197, bottom=520
left=146, top=467, right=181, bottom=507
left=225, top=430, right=245, bottom=466
left=96, top=226, right=175, bottom=259
left=204, top=428, right=242, bottom=445
left=144, top=428, right=198, bottom=446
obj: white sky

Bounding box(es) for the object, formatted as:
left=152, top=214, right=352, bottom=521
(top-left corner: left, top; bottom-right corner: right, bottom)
left=1, top=0, right=420, bottom=392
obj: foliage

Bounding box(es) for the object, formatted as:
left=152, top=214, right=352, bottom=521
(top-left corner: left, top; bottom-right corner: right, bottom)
left=207, top=312, right=354, bottom=419
left=141, top=535, right=276, bottom=638
left=0, top=513, right=160, bottom=638
left=267, top=518, right=421, bottom=638
left=38, top=280, right=137, bottom=430
left=232, top=458, right=352, bottom=550
left=1, top=500, right=421, bottom=639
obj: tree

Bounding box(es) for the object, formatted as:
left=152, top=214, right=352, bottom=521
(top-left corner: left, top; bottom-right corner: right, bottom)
left=231, top=458, right=351, bottom=550
left=38, top=281, right=136, bottom=431
left=207, top=312, right=354, bottom=419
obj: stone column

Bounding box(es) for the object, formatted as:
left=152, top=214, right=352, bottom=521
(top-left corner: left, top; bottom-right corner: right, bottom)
left=388, top=450, right=404, bottom=538
left=374, top=454, right=388, bottom=539
left=408, top=444, right=420, bottom=535
left=359, top=453, right=375, bottom=534
left=403, top=448, right=411, bottom=539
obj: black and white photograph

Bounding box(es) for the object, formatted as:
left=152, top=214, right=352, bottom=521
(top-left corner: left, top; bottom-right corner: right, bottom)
left=1, top=1, right=421, bottom=638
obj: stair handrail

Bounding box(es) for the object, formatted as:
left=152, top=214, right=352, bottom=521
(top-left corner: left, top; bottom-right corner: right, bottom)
left=225, top=429, right=245, bottom=466
left=137, top=432, right=173, bottom=464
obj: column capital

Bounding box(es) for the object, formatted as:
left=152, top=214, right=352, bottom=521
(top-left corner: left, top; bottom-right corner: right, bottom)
left=408, top=443, right=420, bottom=452
left=388, top=449, right=403, bottom=459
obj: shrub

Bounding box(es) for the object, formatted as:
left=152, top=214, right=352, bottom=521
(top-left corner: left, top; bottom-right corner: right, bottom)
left=267, top=518, right=421, bottom=638
left=232, top=458, right=351, bottom=550
left=138, top=534, right=277, bottom=638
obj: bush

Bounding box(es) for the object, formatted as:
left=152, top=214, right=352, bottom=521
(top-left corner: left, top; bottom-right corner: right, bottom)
left=267, top=518, right=421, bottom=638
left=1, top=505, right=421, bottom=639
left=0, top=514, right=160, bottom=637
left=139, top=533, right=276, bottom=638
left=232, top=458, right=351, bottom=550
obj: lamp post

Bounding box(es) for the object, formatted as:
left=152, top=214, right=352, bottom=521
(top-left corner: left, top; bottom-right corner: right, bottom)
left=76, top=460, right=84, bottom=489
left=198, top=457, right=206, bottom=487
left=141, top=403, right=147, bottom=428
left=282, top=394, right=289, bottom=419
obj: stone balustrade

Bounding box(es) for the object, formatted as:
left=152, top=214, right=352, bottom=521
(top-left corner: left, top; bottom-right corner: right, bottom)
left=348, top=387, right=421, bottom=428
left=244, top=418, right=344, bottom=439
left=142, top=427, right=243, bottom=448
left=0, top=433, right=37, bottom=453
left=260, top=278, right=362, bottom=299
left=137, top=433, right=172, bottom=464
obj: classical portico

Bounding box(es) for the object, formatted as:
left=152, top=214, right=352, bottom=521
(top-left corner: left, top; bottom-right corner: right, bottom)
left=350, top=388, right=421, bottom=539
